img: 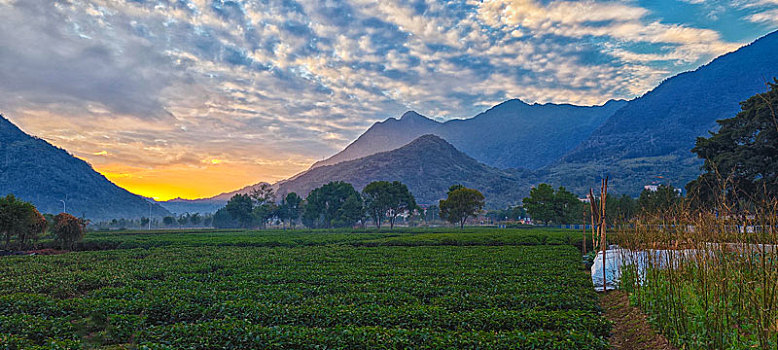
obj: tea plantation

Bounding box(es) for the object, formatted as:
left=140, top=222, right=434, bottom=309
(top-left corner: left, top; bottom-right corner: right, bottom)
left=0, top=228, right=608, bottom=349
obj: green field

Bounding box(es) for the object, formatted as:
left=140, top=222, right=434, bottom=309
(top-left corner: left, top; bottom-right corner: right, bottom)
left=0, top=228, right=607, bottom=349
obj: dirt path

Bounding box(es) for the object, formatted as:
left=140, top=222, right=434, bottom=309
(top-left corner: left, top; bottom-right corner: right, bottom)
left=601, top=291, right=677, bottom=350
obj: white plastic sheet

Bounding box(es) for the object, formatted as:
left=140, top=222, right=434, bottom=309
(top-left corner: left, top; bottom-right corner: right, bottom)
left=589, top=244, right=772, bottom=291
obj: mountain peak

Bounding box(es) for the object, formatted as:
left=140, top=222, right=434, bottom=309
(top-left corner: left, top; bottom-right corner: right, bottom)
left=398, top=111, right=436, bottom=124
left=407, top=134, right=450, bottom=146
left=400, top=111, right=423, bottom=120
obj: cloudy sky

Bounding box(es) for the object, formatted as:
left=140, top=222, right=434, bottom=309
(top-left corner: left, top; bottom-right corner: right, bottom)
left=1, top=0, right=776, bottom=200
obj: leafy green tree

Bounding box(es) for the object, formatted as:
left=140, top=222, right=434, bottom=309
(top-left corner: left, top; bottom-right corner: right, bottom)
left=250, top=183, right=276, bottom=206
left=0, top=194, right=45, bottom=249
left=303, top=182, right=363, bottom=229
left=439, top=185, right=485, bottom=229
left=363, top=181, right=417, bottom=230
left=190, top=213, right=202, bottom=226
left=638, top=185, right=683, bottom=213
left=252, top=202, right=278, bottom=229
left=203, top=214, right=213, bottom=227
left=212, top=207, right=240, bottom=229
left=162, top=216, right=175, bottom=226
left=553, top=186, right=583, bottom=224
left=225, top=194, right=254, bottom=228
left=363, top=181, right=390, bottom=229
left=279, top=192, right=303, bottom=230
left=140, top=217, right=150, bottom=229
left=522, top=184, right=584, bottom=225
left=522, top=184, right=556, bottom=225
left=53, top=213, right=85, bottom=250
left=689, top=80, right=778, bottom=203
left=177, top=214, right=188, bottom=227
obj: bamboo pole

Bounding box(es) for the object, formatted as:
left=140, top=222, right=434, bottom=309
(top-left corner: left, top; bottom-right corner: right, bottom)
left=600, top=177, right=609, bottom=292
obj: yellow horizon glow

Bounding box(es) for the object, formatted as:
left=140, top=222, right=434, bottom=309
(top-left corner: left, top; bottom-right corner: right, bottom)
left=95, top=161, right=306, bottom=201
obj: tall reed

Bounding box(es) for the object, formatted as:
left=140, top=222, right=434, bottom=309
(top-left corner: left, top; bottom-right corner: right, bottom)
left=619, top=189, right=778, bottom=349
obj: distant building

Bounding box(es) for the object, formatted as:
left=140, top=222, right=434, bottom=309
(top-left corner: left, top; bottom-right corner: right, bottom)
left=643, top=184, right=683, bottom=194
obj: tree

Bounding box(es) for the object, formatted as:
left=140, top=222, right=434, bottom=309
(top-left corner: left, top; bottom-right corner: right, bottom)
left=361, top=181, right=416, bottom=230
left=553, top=186, right=583, bottom=224
left=190, top=213, right=202, bottom=226
left=278, top=192, right=302, bottom=230
left=638, top=185, right=683, bottom=213
left=302, top=182, right=364, bottom=229
left=177, top=214, right=188, bottom=228
left=250, top=183, right=276, bottom=206
left=0, top=194, right=45, bottom=249
left=522, top=184, right=556, bottom=225
left=439, top=185, right=485, bottom=229
left=225, top=194, right=254, bottom=228
left=162, top=216, right=175, bottom=226
left=425, top=205, right=440, bottom=224
left=522, top=184, right=583, bottom=225
left=53, top=213, right=85, bottom=250
left=25, top=209, right=47, bottom=249
left=362, top=181, right=391, bottom=229
left=140, top=217, right=150, bottom=229
left=252, top=202, right=278, bottom=229
left=689, top=80, right=778, bottom=203
left=385, top=181, right=416, bottom=229
left=212, top=207, right=240, bottom=228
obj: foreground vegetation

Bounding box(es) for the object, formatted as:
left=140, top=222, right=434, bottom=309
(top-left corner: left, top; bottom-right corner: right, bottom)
left=0, top=228, right=608, bottom=349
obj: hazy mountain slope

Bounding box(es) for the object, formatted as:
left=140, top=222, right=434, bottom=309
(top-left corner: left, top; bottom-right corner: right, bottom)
left=0, top=115, right=170, bottom=220
left=311, top=111, right=441, bottom=168
left=440, top=99, right=627, bottom=169
left=279, top=135, right=532, bottom=208
left=312, top=100, right=626, bottom=170
left=544, top=30, right=778, bottom=195
left=157, top=198, right=226, bottom=215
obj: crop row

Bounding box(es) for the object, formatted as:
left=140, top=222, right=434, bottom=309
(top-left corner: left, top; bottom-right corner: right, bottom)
left=1, top=241, right=605, bottom=348
left=42, top=227, right=583, bottom=251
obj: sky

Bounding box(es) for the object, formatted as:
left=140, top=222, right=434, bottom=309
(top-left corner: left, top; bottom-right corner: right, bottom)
left=0, top=0, right=776, bottom=201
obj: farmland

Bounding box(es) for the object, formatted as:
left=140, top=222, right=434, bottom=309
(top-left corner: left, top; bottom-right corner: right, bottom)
left=0, top=228, right=608, bottom=349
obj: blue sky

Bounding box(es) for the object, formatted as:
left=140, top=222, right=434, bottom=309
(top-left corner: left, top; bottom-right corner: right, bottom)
left=0, top=0, right=776, bottom=199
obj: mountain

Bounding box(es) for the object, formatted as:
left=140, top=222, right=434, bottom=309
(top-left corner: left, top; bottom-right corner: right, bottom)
left=543, top=30, right=778, bottom=195
left=311, top=111, right=440, bottom=168
left=0, top=114, right=170, bottom=221
left=157, top=197, right=226, bottom=215
left=279, top=134, right=532, bottom=208
left=312, top=100, right=627, bottom=170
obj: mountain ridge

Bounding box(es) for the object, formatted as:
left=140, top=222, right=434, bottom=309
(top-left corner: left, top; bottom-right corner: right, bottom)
left=279, top=134, right=531, bottom=208
left=0, top=114, right=170, bottom=220
left=312, top=98, right=627, bottom=170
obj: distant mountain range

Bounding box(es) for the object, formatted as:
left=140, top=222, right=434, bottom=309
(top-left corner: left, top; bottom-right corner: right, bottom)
left=280, top=135, right=531, bottom=207
left=313, top=99, right=627, bottom=170
left=0, top=115, right=170, bottom=221
left=543, top=29, right=778, bottom=195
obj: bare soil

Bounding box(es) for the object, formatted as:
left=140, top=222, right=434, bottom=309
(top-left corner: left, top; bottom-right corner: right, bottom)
left=601, top=291, right=677, bottom=350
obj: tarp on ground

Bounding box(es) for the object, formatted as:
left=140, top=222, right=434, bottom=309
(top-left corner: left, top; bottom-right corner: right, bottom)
left=591, top=247, right=715, bottom=292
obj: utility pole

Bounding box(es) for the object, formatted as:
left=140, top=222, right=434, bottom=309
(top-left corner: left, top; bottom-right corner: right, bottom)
left=148, top=202, right=152, bottom=230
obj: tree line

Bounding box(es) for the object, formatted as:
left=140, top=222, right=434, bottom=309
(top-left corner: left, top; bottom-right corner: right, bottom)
left=0, top=194, right=86, bottom=251
left=520, top=183, right=683, bottom=226
left=214, top=181, right=486, bottom=230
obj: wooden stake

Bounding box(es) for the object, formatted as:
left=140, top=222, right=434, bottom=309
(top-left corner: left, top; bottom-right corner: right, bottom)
left=582, top=207, right=587, bottom=255
left=588, top=189, right=598, bottom=253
